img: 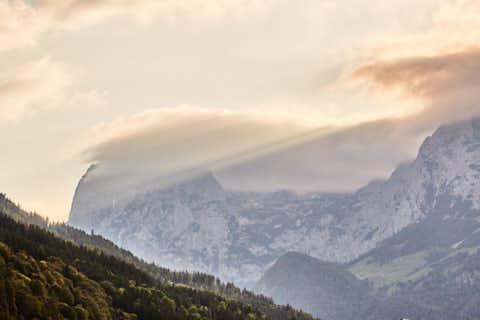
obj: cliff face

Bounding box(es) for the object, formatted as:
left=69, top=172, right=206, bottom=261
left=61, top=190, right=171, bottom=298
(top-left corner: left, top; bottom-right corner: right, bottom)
left=70, top=169, right=233, bottom=276
left=69, top=118, right=480, bottom=286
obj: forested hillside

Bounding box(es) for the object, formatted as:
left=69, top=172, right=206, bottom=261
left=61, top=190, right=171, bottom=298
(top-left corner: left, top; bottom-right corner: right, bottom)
left=0, top=213, right=269, bottom=319
left=0, top=193, right=317, bottom=320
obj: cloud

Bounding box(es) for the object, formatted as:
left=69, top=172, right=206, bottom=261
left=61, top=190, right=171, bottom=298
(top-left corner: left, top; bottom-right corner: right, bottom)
left=0, top=1, right=49, bottom=51
left=76, top=105, right=437, bottom=193
left=313, top=0, right=480, bottom=193
left=350, top=49, right=480, bottom=99
left=0, top=0, right=277, bottom=52
left=333, top=0, right=480, bottom=63
left=337, top=0, right=480, bottom=131
left=335, top=47, right=480, bottom=187
left=346, top=48, right=480, bottom=129
left=51, top=0, right=276, bottom=23
left=66, top=89, right=108, bottom=109
left=65, top=0, right=480, bottom=194
left=0, top=57, right=71, bottom=121
left=78, top=106, right=313, bottom=181
left=217, top=118, right=428, bottom=192
left=0, top=57, right=107, bottom=122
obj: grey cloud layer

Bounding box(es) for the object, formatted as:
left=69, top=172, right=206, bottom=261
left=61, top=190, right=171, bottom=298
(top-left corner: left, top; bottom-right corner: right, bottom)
left=83, top=45, right=480, bottom=192
left=80, top=105, right=462, bottom=193
left=217, top=118, right=427, bottom=192
left=81, top=107, right=311, bottom=183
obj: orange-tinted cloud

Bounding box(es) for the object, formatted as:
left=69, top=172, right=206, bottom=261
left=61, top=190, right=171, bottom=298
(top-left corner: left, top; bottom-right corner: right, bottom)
left=0, top=0, right=277, bottom=51
left=0, top=57, right=106, bottom=122
left=347, top=48, right=480, bottom=127
left=0, top=57, right=71, bottom=121
left=351, top=49, right=480, bottom=101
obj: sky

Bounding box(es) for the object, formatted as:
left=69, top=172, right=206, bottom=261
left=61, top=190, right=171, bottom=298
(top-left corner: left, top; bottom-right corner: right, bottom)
left=1, top=0, right=480, bottom=221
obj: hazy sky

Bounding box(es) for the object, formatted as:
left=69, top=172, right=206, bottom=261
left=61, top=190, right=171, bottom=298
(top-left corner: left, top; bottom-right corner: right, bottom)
left=1, top=0, right=480, bottom=221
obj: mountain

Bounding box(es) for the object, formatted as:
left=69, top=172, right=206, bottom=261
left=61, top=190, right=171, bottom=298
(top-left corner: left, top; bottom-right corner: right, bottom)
left=256, top=252, right=375, bottom=320
left=70, top=170, right=235, bottom=278
left=255, top=119, right=480, bottom=319
left=259, top=192, right=480, bottom=320
left=1, top=193, right=317, bottom=320
left=346, top=197, right=480, bottom=320
left=69, top=117, right=480, bottom=287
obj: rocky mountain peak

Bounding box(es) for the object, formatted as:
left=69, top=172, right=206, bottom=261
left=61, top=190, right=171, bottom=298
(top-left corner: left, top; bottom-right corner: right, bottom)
left=69, top=117, right=480, bottom=286
left=174, top=171, right=225, bottom=201
left=418, top=117, right=480, bottom=159
left=413, top=117, right=480, bottom=210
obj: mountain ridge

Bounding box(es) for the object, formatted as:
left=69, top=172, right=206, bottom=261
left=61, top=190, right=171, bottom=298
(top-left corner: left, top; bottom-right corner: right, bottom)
left=69, top=117, right=480, bottom=286
left=258, top=117, right=480, bottom=319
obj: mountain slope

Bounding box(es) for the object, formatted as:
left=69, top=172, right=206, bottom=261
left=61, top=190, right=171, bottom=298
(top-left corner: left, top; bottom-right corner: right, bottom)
left=257, top=212, right=480, bottom=320
left=257, top=134, right=480, bottom=320
left=1, top=193, right=317, bottom=320
left=256, top=252, right=375, bottom=320
left=69, top=118, right=480, bottom=286
left=0, top=213, right=271, bottom=320
left=70, top=170, right=236, bottom=279
left=1, top=241, right=120, bottom=320
left=346, top=203, right=480, bottom=320
left=258, top=217, right=480, bottom=320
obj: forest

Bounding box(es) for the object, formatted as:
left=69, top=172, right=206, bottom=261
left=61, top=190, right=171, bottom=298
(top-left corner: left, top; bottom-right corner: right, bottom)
left=0, top=194, right=318, bottom=320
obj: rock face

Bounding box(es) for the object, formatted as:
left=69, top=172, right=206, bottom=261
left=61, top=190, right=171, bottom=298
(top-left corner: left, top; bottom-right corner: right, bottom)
left=70, top=170, right=233, bottom=276
left=69, top=118, right=480, bottom=286
left=259, top=181, right=480, bottom=320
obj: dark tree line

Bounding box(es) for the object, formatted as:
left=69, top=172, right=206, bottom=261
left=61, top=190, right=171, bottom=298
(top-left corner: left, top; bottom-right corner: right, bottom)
left=0, top=193, right=319, bottom=320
